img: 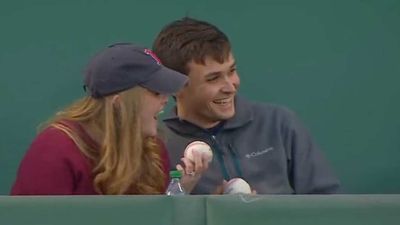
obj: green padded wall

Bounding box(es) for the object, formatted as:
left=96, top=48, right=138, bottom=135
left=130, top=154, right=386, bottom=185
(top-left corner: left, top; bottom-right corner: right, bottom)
left=1, top=0, right=399, bottom=194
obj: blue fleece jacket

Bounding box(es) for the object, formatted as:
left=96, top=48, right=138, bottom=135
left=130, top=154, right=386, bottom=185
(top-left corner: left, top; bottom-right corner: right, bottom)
left=163, top=96, right=340, bottom=194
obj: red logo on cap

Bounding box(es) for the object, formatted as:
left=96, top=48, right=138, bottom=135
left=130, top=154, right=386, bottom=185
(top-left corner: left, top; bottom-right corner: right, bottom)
left=144, top=49, right=162, bottom=65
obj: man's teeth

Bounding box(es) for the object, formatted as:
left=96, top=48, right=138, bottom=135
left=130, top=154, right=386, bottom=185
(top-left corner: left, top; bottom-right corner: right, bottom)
left=213, top=99, right=230, bottom=104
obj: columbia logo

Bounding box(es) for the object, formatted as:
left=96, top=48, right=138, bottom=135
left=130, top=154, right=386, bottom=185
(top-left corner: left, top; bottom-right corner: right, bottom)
left=245, top=147, right=274, bottom=159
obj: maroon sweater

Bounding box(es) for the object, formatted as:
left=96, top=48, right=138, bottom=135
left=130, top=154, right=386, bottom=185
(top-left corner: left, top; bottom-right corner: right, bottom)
left=11, top=123, right=170, bottom=195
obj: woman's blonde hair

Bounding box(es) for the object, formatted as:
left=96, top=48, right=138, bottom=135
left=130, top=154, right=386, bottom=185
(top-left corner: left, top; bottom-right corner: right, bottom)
left=46, top=86, right=165, bottom=194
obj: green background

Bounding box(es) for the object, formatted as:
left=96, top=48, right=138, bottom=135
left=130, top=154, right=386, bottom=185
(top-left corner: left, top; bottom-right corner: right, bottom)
left=0, top=0, right=399, bottom=194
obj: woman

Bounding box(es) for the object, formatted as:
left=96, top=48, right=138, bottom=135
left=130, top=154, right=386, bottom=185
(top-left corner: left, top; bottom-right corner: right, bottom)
left=11, top=43, right=188, bottom=195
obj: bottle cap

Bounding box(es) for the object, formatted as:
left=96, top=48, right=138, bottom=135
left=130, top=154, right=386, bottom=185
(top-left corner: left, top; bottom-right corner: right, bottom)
left=170, top=170, right=183, bottom=178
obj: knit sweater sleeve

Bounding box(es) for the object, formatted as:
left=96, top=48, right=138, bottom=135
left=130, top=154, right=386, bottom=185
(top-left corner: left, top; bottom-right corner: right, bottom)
left=11, top=127, right=82, bottom=195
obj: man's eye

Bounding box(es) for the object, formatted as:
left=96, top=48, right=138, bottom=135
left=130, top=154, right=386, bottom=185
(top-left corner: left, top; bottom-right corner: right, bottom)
left=207, top=76, right=218, bottom=82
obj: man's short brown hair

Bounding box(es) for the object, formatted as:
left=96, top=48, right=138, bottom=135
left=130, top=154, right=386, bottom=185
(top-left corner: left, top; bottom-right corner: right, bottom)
left=152, top=17, right=231, bottom=75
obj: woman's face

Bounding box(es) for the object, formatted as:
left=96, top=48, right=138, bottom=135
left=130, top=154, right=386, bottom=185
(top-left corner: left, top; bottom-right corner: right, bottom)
left=139, top=88, right=168, bottom=137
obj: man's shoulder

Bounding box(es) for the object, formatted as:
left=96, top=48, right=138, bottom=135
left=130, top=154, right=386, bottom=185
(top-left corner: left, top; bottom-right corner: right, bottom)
left=238, top=96, right=296, bottom=121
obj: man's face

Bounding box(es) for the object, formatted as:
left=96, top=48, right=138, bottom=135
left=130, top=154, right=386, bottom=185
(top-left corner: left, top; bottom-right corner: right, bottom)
left=177, top=53, right=240, bottom=128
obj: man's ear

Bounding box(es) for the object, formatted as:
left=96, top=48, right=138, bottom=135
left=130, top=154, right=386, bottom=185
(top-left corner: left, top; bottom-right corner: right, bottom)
left=174, top=89, right=185, bottom=100
left=175, top=78, right=190, bottom=98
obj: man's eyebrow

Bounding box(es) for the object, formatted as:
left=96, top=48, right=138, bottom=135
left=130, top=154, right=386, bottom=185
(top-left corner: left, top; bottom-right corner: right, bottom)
left=204, top=61, right=236, bottom=78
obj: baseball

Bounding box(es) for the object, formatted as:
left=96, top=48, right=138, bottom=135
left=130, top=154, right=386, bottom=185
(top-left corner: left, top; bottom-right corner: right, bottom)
left=184, top=141, right=213, bottom=163
left=223, top=178, right=252, bottom=194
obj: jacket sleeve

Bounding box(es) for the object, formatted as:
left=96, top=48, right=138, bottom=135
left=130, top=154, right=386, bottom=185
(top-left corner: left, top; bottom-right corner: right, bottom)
left=282, top=109, right=340, bottom=194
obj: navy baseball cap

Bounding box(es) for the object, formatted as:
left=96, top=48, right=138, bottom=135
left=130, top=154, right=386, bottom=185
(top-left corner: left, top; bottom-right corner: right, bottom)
left=84, top=43, right=188, bottom=98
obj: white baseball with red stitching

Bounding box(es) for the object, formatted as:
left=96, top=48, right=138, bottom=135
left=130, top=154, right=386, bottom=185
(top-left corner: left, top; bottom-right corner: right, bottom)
left=184, top=141, right=213, bottom=163
left=223, top=178, right=252, bottom=194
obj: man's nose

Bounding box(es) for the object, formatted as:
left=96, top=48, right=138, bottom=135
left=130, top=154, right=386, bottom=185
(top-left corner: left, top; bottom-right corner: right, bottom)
left=222, top=77, right=237, bottom=93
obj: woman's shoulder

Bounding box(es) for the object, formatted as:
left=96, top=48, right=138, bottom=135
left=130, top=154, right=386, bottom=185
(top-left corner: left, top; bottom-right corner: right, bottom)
left=27, top=124, right=86, bottom=162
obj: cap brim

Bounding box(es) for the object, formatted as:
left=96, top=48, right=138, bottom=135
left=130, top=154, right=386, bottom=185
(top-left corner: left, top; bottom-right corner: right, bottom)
left=140, top=66, right=188, bottom=95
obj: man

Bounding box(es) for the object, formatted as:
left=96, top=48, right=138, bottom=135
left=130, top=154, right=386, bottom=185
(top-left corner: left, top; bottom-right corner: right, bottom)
left=153, top=17, right=340, bottom=194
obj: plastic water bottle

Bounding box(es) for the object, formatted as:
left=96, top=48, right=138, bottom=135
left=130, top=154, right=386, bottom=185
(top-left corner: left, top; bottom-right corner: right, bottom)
left=165, top=170, right=186, bottom=195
